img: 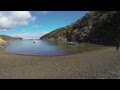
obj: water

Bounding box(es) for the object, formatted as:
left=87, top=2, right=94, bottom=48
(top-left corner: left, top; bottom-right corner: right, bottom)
left=5, top=40, right=71, bottom=56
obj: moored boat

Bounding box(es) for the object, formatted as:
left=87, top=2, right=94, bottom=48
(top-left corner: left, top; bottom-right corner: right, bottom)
left=66, top=42, right=78, bottom=45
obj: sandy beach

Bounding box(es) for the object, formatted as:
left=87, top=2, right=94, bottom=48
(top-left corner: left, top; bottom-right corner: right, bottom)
left=0, top=47, right=120, bottom=79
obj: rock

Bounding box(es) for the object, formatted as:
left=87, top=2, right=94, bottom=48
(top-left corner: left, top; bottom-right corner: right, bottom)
left=0, top=38, right=6, bottom=49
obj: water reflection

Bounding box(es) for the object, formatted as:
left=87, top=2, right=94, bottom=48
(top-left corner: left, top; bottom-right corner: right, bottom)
left=5, top=40, right=68, bottom=56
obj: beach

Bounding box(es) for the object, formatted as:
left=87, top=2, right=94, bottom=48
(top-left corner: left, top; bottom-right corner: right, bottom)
left=0, top=47, right=120, bottom=79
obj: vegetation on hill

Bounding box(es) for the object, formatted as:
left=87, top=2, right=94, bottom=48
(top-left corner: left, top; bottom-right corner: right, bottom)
left=0, top=35, right=22, bottom=41
left=40, top=11, right=120, bottom=46
left=0, top=35, right=22, bottom=48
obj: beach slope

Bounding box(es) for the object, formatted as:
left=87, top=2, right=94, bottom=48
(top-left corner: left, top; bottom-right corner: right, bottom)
left=0, top=47, right=120, bottom=79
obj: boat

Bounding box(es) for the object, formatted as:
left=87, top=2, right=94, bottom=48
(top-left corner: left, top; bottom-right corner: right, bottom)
left=33, top=40, right=39, bottom=43
left=66, top=41, right=78, bottom=45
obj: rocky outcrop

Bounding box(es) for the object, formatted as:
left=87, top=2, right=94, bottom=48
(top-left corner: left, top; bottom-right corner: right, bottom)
left=0, top=35, right=22, bottom=49
left=0, top=38, right=6, bottom=48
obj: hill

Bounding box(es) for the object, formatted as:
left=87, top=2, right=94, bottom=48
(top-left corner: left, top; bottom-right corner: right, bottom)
left=40, top=11, right=120, bottom=46
left=0, top=35, right=22, bottom=41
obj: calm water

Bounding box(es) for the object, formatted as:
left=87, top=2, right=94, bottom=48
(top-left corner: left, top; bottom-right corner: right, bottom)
left=5, top=40, right=72, bottom=56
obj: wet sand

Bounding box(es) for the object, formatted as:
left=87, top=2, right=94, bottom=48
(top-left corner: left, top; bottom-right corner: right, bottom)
left=0, top=47, right=120, bottom=79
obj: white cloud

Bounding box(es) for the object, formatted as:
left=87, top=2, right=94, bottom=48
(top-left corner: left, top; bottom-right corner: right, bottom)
left=11, top=32, right=48, bottom=39
left=0, top=11, right=34, bottom=29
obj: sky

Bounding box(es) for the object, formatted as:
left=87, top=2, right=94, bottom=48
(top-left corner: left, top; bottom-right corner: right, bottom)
left=0, top=11, right=87, bottom=39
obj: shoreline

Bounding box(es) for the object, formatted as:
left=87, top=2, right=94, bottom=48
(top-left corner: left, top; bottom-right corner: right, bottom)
left=0, top=46, right=120, bottom=79
left=0, top=44, right=108, bottom=57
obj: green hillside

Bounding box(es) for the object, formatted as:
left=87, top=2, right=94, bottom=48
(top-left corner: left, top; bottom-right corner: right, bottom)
left=40, top=11, right=120, bottom=46
left=0, top=35, right=22, bottom=41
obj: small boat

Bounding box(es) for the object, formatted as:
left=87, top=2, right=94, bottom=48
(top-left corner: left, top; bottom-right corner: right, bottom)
left=66, top=42, right=78, bottom=45
left=33, top=40, right=39, bottom=43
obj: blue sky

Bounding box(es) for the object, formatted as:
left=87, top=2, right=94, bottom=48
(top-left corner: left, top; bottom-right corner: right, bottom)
left=0, top=11, right=87, bottom=39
